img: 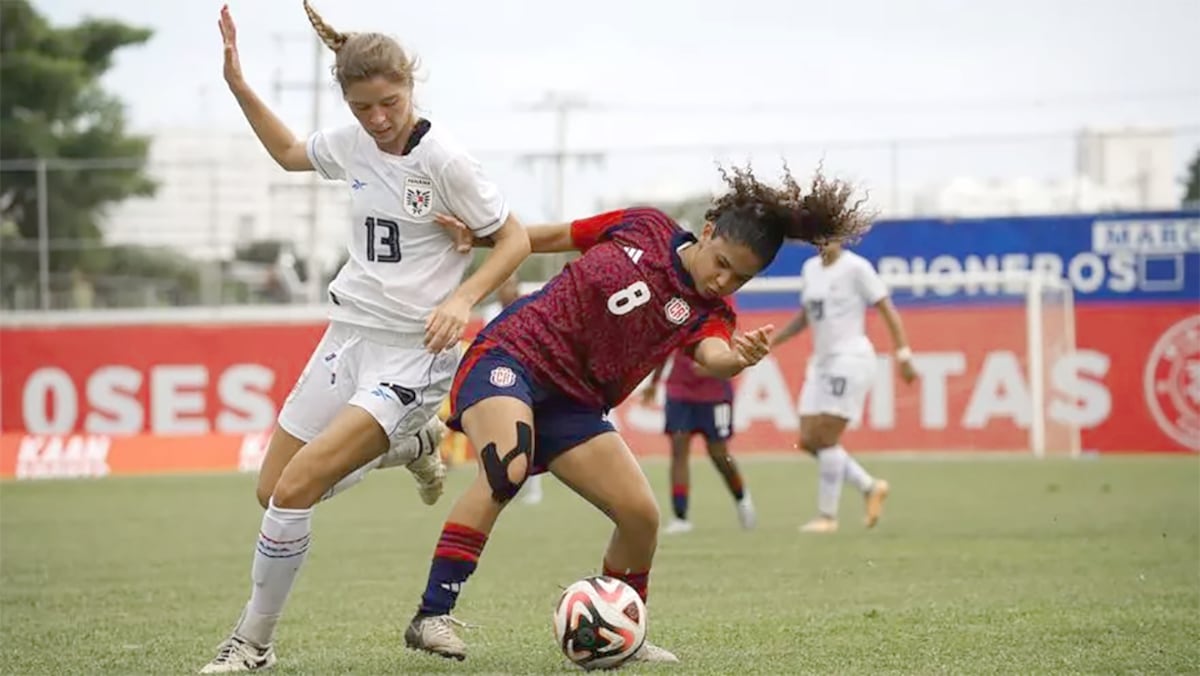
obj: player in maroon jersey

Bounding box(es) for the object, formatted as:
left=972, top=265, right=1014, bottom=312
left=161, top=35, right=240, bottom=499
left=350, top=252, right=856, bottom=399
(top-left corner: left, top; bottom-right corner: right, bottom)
left=404, top=165, right=872, bottom=664
left=642, top=347, right=756, bottom=534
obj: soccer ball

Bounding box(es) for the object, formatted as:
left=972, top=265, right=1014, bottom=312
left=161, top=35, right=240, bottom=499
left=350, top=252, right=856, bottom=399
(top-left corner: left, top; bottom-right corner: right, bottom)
left=553, top=575, right=647, bottom=670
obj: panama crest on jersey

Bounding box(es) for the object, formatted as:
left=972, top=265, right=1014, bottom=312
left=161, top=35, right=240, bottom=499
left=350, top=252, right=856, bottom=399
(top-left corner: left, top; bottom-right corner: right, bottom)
left=404, top=176, right=434, bottom=217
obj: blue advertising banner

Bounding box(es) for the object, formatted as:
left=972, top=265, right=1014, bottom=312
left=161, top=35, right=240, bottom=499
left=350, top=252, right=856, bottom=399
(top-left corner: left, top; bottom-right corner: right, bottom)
left=746, top=210, right=1200, bottom=309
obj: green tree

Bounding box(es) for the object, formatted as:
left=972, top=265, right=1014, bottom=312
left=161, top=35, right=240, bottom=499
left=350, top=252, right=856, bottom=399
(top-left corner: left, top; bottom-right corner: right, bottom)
left=0, top=0, right=157, bottom=304
left=1183, top=148, right=1200, bottom=206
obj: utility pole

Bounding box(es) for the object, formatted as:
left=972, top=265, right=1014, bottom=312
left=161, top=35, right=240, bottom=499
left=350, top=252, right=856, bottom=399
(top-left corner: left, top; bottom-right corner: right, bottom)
left=516, top=92, right=605, bottom=278
left=272, top=32, right=326, bottom=303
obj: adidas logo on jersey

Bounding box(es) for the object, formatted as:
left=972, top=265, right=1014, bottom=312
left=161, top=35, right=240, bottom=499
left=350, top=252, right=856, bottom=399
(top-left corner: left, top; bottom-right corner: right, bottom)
left=623, top=246, right=644, bottom=264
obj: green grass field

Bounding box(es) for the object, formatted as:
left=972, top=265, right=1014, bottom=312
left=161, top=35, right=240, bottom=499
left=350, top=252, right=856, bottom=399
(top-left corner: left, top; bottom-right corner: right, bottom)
left=2, top=455, right=1198, bottom=675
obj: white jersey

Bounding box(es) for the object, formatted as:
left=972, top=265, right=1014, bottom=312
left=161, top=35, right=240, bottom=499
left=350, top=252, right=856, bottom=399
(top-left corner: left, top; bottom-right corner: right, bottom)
left=479, top=301, right=504, bottom=326
left=307, top=120, right=510, bottom=333
left=799, top=250, right=889, bottom=357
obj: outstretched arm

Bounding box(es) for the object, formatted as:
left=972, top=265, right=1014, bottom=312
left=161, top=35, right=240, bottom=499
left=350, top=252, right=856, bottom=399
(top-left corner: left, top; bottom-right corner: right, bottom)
left=219, top=6, right=312, bottom=171
left=876, top=298, right=918, bottom=384
left=770, top=309, right=808, bottom=347
left=692, top=326, right=775, bottom=379
left=436, top=214, right=576, bottom=254
left=437, top=208, right=649, bottom=255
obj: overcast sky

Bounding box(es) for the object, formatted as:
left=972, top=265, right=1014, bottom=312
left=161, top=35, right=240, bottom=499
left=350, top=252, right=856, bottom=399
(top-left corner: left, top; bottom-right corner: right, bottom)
left=37, top=0, right=1200, bottom=218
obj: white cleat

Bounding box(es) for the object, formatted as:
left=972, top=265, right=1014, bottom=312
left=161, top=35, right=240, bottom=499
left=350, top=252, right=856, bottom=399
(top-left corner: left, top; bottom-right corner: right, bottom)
left=401, top=418, right=448, bottom=505
left=799, top=516, right=839, bottom=533
left=663, top=518, right=694, bottom=535
left=380, top=416, right=446, bottom=469
left=736, top=494, right=757, bottom=530
left=199, top=636, right=276, bottom=674
left=404, top=614, right=469, bottom=660
left=629, top=640, right=680, bottom=663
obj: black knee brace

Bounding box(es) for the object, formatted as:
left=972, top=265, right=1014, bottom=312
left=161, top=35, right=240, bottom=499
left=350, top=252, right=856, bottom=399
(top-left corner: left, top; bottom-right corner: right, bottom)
left=480, top=421, right=534, bottom=504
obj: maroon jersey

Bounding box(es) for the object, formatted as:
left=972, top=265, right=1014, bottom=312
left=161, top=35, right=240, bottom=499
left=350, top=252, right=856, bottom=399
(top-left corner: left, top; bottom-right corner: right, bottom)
left=665, top=349, right=734, bottom=403
left=482, top=208, right=736, bottom=409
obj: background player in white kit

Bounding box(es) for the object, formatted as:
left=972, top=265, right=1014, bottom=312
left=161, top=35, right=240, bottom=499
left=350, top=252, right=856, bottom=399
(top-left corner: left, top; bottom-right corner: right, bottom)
left=201, top=3, right=530, bottom=673
left=772, top=240, right=916, bottom=533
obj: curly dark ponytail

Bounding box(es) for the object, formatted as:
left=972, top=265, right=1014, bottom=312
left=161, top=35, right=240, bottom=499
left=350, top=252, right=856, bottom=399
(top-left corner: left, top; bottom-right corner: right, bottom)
left=706, top=163, right=874, bottom=268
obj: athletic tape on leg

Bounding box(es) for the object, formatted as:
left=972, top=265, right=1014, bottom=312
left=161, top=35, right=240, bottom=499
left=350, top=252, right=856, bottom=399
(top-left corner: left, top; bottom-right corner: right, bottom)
left=480, top=421, right=533, bottom=503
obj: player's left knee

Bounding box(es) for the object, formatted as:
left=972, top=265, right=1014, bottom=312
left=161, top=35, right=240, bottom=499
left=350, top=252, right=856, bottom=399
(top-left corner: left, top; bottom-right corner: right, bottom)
left=615, top=494, right=660, bottom=540
left=705, top=441, right=729, bottom=461
left=480, top=421, right=534, bottom=504
left=669, top=437, right=689, bottom=460
left=255, top=483, right=273, bottom=510
left=271, top=470, right=320, bottom=510
left=800, top=432, right=824, bottom=454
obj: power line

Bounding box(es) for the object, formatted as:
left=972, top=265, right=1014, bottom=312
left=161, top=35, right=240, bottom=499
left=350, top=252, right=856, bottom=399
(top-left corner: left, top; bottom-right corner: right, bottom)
left=469, top=125, right=1200, bottom=161
left=514, top=92, right=605, bottom=220
left=512, top=92, right=606, bottom=277
left=471, top=89, right=1200, bottom=117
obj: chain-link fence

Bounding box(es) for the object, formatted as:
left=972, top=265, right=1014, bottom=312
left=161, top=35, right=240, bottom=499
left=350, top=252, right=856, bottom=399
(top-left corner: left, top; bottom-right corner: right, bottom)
left=2, top=126, right=1198, bottom=312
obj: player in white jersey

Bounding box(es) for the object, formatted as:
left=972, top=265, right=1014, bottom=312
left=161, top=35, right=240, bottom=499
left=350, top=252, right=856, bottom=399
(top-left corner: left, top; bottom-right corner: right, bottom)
left=771, top=241, right=916, bottom=533
left=201, top=3, right=530, bottom=673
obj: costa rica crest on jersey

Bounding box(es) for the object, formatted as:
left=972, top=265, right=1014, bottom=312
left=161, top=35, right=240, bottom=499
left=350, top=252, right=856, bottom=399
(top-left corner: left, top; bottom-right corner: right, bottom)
left=489, top=366, right=517, bottom=388
left=664, top=297, right=691, bottom=325
left=403, top=176, right=434, bottom=218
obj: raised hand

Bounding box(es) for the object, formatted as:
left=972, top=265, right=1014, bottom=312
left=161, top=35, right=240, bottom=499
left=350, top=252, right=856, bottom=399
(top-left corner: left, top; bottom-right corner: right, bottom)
left=218, top=5, right=246, bottom=89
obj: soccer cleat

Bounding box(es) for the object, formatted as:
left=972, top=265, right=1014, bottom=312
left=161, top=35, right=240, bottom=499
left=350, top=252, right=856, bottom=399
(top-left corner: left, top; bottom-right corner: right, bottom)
left=406, top=451, right=447, bottom=506
left=736, top=494, right=757, bottom=530
left=629, top=640, right=680, bottom=663
left=864, top=479, right=890, bottom=528
left=400, top=418, right=448, bottom=505
left=380, top=415, right=446, bottom=469
left=799, top=516, right=839, bottom=533
left=199, top=635, right=276, bottom=674
left=404, top=614, right=469, bottom=660
left=663, top=518, right=694, bottom=535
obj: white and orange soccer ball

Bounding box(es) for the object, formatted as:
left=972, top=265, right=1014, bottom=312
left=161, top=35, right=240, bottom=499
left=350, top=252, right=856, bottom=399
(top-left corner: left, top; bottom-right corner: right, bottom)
left=553, top=576, right=647, bottom=670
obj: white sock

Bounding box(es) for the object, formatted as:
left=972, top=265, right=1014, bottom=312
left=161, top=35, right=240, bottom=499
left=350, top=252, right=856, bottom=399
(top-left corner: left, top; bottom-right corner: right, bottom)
left=842, top=452, right=875, bottom=494
left=236, top=497, right=312, bottom=646
left=319, top=455, right=383, bottom=503
left=815, top=446, right=847, bottom=518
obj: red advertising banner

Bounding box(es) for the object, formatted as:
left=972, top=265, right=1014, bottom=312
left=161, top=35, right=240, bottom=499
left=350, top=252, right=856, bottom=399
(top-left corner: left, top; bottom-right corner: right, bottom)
left=2, top=304, right=1196, bottom=478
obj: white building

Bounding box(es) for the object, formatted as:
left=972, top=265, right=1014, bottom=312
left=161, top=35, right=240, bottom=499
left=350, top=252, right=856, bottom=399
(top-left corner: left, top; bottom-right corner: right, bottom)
left=1075, top=128, right=1178, bottom=209
left=103, top=130, right=351, bottom=269
left=913, top=128, right=1179, bottom=217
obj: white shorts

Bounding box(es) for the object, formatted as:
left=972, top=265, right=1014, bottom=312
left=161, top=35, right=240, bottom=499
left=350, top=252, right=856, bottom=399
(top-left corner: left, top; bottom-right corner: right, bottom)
left=798, top=353, right=876, bottom=423
left=277, top=322, right=460, bottom=450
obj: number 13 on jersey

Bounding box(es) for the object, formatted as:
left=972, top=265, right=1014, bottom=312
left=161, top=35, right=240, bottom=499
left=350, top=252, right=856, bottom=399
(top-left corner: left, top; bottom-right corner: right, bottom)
left=364, top=216, right=401, bottom=263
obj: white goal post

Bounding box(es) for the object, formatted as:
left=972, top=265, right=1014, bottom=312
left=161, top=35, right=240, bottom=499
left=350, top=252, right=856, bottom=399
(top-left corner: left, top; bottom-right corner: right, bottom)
left=738, top=270, right=1080, bottom=458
